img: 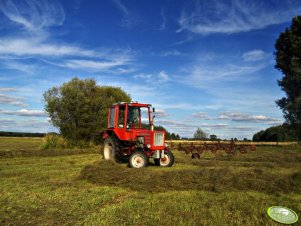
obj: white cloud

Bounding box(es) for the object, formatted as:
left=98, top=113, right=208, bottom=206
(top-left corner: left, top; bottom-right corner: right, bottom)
left=155, top=102, right=221, bottom=111
left=177, top=51, right=271, bottom=92
left=0, top=37, right=135, bottom=73
left=159, top=7, right=167, bottom=30
left=0, top=88, right=26, bottom=107
left=178, top=0, right=301, bottom=35
left=0, top=118, right=16, bottom=126
left=156, top=119, right=196, bottom=136
left=64, top=58, right=132, bottom=71
left=2, top=61, right=36, bottom=74
left=192, top=112, right=211, bottom=120
left=0, top=38, right=96, bottom=57
left=230, top=126, right=255, bottom=132
left=242, top=50, right=267, bottom=62
left=158, top=71, right=169, bottom=82
left=199, top=123, right=228, bottom=129
left=0, top=94, right=26, bottom=107
left=218, top=112, right=283, bottom=124
left=186, top=61, right=267, bottom=86
left=112, top=0, right=136, bottom=28
left=0, top=109, right=48, bottom=117
left=134, top=70, right=170, bottom=84
left=155, top=109, right=169, bottom=118
left=160, top=50, right=185, bottom=57
left=0, top=0, right=65, bottom=31
left=0, top=118, right=55, bottom=133
left=0, top=0, right=135, bottom=75
left=156, top=118, right=230, bottom=138
left=112, top=0, right=129, bottom=17
left=0, top=88, right=16, bottom=92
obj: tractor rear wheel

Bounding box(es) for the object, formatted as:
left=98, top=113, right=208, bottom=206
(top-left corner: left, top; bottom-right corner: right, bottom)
left=102, top=136, right=122, bottom=162
left=155, top=151, right=174, bottom=167
left=129, top=151, right=149, bottom=168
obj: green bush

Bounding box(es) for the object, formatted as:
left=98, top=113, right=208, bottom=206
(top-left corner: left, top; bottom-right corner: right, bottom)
left=41, top=134, right=90, bottom=149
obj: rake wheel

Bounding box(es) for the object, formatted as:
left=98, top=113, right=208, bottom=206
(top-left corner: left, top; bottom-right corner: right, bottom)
left=238, top=145, right=247, bottom=154
left=210, top=144, right=218, bottom=154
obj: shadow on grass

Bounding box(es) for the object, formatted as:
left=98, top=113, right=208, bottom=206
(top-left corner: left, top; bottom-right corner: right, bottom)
left=79, top=160, right=301, bottom=194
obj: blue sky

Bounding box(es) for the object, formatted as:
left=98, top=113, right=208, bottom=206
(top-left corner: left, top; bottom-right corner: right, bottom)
left=0, top=0, right=300, bottom=139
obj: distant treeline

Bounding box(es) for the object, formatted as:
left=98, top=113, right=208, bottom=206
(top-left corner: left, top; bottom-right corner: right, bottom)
left=0, top=131, right=46, bottom=137
left=252, top=125, right=299, bottom=142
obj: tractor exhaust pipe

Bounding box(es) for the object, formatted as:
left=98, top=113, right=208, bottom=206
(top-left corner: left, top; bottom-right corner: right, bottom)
left=151, top=107, right=155, bottom=131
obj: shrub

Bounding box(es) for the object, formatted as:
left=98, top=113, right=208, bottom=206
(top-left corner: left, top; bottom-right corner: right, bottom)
left=41, top=134, right=90, bottom=149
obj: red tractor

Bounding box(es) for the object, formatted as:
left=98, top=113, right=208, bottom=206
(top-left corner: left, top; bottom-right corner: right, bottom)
left=102, top=102, right=174, bottom=168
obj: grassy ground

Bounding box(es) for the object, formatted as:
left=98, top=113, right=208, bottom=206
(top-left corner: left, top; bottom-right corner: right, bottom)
left=0, top=137, right=300, bottom=225
left=0, top=137, right=99, bottom=157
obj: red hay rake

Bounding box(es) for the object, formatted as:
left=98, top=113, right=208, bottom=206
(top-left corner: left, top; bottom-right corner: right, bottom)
left=173, top=141, right=256, bottom=159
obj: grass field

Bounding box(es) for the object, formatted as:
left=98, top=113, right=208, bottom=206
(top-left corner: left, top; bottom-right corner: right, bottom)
left=0, top=137, right=300, bottom=225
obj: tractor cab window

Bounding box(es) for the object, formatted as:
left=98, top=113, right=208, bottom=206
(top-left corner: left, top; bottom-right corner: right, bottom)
left=141, top=107, right=151, bottom=129
left=118, top=106, right=125, bottom=128
left=127, top=106, right=140, bottom=129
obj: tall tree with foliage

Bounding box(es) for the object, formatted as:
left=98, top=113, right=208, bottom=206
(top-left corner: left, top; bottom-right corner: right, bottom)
left=44, top=77, right=131, bottom=143
left=193, top=127, right=208, bottom=140
left=252, top=125, right=298, bottom=142
left=275, top=16, right=301, bottom=140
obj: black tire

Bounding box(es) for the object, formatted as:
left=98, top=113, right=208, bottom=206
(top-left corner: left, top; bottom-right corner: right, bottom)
left=102, top=136, right=122, bottom=162
left=129, top=151, right=149, bottom=168
left=154, top=158, right=160, bottom=166
left=157, top=151, right=174, bottom=167
left=191, top=153, right=200, bottom=159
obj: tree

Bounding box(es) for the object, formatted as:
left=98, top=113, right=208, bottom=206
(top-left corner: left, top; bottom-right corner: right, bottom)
left=193, top=127, right=208, bottom=140
left=44, top=77, right=131, bottom=143
left=209, top=134, right=217, bottom=141
left=275, top=16, right=301, bottom=140
left=252, top=125, right=298, bottom=142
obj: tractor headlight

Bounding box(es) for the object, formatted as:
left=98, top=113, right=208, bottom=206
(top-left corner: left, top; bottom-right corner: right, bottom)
left=146, top=144, right=151, bottom=149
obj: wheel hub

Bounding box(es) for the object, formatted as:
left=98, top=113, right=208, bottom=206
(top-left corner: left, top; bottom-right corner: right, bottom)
left=160, top=155, right=170, bottom=166
left=132, top=155, right=144, bottom=168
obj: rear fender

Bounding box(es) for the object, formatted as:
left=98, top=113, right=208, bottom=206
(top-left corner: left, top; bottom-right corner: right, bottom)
left=102, top=130, right=117, bottom=140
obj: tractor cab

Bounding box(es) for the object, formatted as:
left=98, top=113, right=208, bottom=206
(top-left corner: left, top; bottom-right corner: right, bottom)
left=111, top=102, right=152, bottom=130
left=102, top=102, right=174, bottom=168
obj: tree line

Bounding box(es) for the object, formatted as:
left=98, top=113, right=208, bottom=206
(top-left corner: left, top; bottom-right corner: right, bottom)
left=252, top=125, right=298, bottom=142
left=0, top=131, right=45, bottom=137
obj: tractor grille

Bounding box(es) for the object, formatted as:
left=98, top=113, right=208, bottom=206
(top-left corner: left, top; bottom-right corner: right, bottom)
left=136, top=133, right=151, bottom=144
left=154, top=132, right=164, bottom=146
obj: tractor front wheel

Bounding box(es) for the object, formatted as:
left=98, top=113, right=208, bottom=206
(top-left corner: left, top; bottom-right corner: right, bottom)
left=129, top=151, right=149, bottom=168
left=154, top=151, right=174, bottom=167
